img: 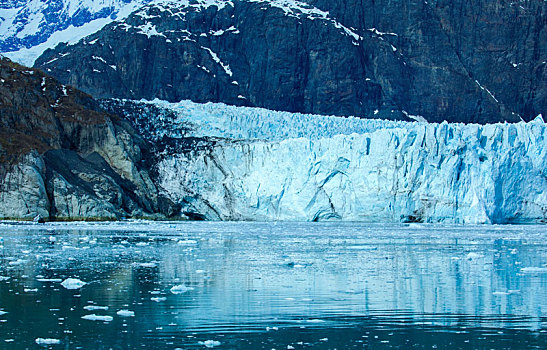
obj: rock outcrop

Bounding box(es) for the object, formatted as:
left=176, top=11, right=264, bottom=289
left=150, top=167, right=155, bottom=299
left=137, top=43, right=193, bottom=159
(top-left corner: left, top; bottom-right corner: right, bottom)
left=34, top=0, right=545, bottom=123
left=0, top=56, right=178, bottom=220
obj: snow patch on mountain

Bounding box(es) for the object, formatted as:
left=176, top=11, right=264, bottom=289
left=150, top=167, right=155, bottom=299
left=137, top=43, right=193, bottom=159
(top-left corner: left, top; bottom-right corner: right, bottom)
left=0, top=0, right=151, bottom=65
left=127, top=0, right=361, bottom=43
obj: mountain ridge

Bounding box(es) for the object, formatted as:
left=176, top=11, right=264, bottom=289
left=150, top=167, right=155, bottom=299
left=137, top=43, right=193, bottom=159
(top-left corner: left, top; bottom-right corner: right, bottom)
left=33, top=0, right=546, bottom=123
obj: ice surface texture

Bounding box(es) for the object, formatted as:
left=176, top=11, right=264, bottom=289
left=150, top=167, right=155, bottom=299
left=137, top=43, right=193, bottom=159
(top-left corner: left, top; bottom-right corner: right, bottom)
left=125, top=99, right=547, bottom=224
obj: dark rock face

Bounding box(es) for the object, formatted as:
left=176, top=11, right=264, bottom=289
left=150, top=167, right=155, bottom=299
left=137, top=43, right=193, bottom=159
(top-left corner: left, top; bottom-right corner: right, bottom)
left=303, top=0, right=547, bottom=122
left=0, top=56, right=178, bottom=220
left=35, top=0, right=545, bottom=123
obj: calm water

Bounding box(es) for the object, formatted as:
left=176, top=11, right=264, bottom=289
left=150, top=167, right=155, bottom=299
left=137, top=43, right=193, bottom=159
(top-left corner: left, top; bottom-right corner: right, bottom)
left=0, top=221, right=546, bottom=349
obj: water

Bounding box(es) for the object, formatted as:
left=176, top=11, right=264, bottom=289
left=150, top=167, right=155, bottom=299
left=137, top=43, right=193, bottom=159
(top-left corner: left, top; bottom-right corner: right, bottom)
left=0, top=221, right=546, bottom=349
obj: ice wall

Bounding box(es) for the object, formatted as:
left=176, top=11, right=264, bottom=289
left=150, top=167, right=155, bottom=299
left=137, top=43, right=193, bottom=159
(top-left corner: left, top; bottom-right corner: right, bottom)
left=116, top=100, right=547, bottom=223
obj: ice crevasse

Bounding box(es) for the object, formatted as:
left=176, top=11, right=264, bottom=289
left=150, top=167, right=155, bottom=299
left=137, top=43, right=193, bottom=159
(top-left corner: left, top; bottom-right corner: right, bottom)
left=131, top=100, right=547, bottom=224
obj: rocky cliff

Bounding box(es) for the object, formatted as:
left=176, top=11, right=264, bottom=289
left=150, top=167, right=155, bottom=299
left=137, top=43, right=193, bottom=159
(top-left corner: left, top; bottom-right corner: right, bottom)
left=34, top=0, right=546, bottom=123
left=0, top=56, right=178, bottom=220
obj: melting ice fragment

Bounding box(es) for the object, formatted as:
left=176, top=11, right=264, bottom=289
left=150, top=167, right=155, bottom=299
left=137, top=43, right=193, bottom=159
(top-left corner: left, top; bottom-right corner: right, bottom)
left=60, top=278, right=86, bottom=290
left=35, top=338, right=60, bottom=345
left=84, top=305, right=109, bottom=311
left=135, top=262, right=157, bottom=268
left=116, top=310, right=135, bottom=317
left=199, top=340, right=221, bottom=348
left=520, top=267, right=547, bottom=273
left=170, top=284, right=194, bottom=294
left=81, top=314, right=113, bottom=322
left=36, top=278, right=63, bottom=283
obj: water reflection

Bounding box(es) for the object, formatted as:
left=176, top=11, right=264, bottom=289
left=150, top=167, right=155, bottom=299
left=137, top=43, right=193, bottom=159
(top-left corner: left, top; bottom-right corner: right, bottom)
left=0, top=222, right=546, bottom=348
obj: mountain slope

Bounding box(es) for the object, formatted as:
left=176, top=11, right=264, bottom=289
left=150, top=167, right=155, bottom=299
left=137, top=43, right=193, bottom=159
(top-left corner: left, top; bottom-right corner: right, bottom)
left=34, top=0, right=546, bottom=123
left=0, top=0, right=151, bottom=66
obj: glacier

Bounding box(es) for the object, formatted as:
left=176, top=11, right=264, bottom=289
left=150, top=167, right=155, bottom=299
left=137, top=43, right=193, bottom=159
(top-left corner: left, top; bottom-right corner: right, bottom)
left=108, top=99, right=547, bottom=224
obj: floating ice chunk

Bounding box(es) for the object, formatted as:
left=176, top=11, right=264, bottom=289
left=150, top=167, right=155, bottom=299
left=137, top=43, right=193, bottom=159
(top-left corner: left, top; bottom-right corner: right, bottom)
left=151, top=297, right=167, bottom=302
left=493, top=291, right=510, bottom=296
left=0, top=311, right=7, bottom=316
left=0, top=276, right=10, bottom=281
left=136, top=262, right=157, bottom=268
left=117, top=310, right=135, bottom=317
left=81, top=314, right=113, bottom=322
left=24, top=288, right=38, bottom=292
left=520, top=267, right=547, bottom=273
left=306, top=319, right=325, bottom=323
left=199, top=340, right=221, bottom=348
left=170, top=284, right=194, bottom=294
left=35, top=338, right=60, bottom=345
left=178, top=239, right=197, bottom=245
left=84, top=305, right=109, bottom=311
left=61, top=278, right=86, bottom=290
left=8, top=259, right=26, bottom=266
left=37, top=278, right=63, bottom=282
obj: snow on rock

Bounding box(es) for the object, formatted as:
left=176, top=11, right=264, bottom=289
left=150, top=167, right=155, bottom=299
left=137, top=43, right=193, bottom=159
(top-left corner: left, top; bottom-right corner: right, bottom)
left=135, top=99, right=547, bottom=224
left=116, top=309, right=135, bottom=317
left=81, top=314, right=114, bottom=322
left=170, top=284, right=194, bottom=294
left=35, top=338, right=61, bottom=345
left=60, top=278, right=86, bottom=290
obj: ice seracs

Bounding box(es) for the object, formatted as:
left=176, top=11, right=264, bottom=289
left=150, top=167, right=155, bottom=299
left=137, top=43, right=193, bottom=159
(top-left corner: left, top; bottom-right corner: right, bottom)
left=121, top=99, right=546, bottom=224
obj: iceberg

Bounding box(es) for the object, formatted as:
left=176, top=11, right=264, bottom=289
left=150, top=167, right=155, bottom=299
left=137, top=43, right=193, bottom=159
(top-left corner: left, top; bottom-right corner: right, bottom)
left=60, top=278, right=87, bottom=290
left=109, top=99, right=547, bottom=224
left=81, top=314, right=113, bottom=322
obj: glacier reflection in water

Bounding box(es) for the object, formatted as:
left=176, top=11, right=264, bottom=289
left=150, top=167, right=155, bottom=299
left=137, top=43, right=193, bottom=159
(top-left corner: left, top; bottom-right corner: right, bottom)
left=0, top=222, right=546, bottom=348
